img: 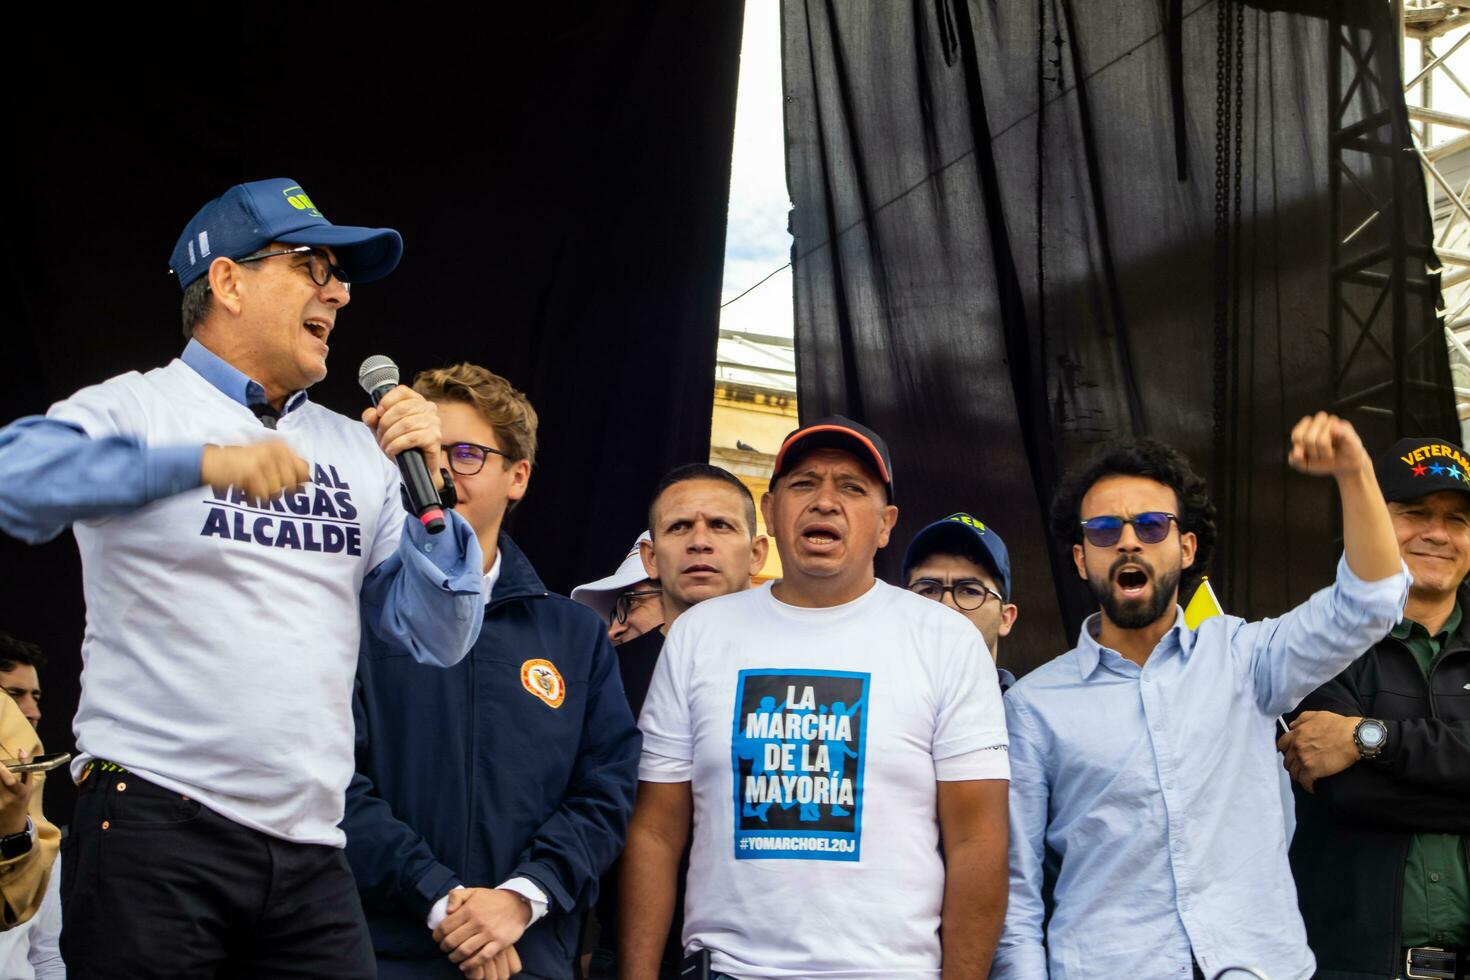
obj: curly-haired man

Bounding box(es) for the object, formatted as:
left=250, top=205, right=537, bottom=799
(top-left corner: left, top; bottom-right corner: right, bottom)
left=992, top=413, right=1408, bottom=980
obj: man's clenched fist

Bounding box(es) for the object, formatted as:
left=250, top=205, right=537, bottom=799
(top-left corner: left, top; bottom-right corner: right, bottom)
left=200, top=441, right=310, bottom=505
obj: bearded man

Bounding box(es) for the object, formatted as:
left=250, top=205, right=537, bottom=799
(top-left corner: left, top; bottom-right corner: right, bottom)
left=991, top=414, right=1408, bottom=980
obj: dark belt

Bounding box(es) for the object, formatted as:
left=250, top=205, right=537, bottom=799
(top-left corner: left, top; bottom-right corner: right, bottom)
left=1405, top=946, right=1469, bottom=980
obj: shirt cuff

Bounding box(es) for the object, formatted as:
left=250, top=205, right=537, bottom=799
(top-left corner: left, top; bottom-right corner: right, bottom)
left=989, top=943, right=1049, bottom=980
left=425, top=880, right=549, bottom=931
left=1332, top=553, right=1411, bottom=626
left=426, top=885, right=464, bottom=931
left=400, top=509, right=485, bottom=595
left=143, top=445, right=205, bottom=500
left=496, top=877, right=549, bottom=925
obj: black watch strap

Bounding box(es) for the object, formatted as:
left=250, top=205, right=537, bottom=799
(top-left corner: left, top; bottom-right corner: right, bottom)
left=0, top=817, right=34, bottom=860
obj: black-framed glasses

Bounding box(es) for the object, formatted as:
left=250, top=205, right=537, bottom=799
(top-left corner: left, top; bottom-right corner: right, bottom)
left=907, top=579, right=1003, bottom=611
left=443, top=442, right=513, bottom=476
left=613, top=588, right=662, bottom=625
left=1079, top=512, right=1177, bottom=548
left=235, top=246, right=351, bottom=290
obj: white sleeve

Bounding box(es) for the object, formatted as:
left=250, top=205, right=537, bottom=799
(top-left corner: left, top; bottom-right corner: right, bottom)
left=637, top=628, right=695, bottom=782
left=931, top=627, right=1010, bottom=781
left=29, top=855, right=64, bottom=980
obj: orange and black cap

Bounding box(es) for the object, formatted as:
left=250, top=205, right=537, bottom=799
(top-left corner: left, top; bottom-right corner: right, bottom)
left=771, top=414, right=894, bottom=501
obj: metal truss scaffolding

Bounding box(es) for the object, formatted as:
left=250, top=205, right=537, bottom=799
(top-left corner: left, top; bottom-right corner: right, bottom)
left=1402, top=0, right=1470, bottom=430
left=1329, top=2, right=1443, bottom=434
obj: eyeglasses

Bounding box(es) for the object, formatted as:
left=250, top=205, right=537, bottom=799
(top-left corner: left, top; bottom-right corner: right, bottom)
left=613, top=588, right=662, bottom=625
left=235, top=246, right=351, bottom=290
left=443, top=442, right=513, bottom=476
left=1078, top=512, right=1178, bottom=548
left=907, top=579, right=1003, bottom=611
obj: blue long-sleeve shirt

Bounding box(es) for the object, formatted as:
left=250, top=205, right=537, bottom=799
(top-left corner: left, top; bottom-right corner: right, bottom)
left=0, top=341, right=484, bottom=845
left=993, top=556, right=1408, bottom=980
left=0, top=340, right=483, bottom=666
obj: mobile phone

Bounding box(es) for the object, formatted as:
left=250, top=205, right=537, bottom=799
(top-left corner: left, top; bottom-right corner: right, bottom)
left=679, top=948, right=711, bottom=980
left=2, top=752, right=71, bottom=775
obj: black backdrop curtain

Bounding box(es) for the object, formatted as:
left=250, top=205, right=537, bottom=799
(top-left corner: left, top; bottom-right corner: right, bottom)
left=1, top=6, right=744, bottom=823
left=783, top=0, right=1457, bottom=676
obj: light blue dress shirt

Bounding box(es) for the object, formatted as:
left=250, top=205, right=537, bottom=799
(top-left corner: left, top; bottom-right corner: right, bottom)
left=0, top=340, right=483, bottom=665
left=993, top=557, right=1408, bottom=980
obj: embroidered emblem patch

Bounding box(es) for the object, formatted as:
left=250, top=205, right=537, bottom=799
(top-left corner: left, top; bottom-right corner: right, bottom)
left=521, top=659, right=565, bottom=708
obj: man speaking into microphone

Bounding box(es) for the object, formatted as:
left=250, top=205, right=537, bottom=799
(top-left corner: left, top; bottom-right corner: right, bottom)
left=0, top=178, right=485, bottom=977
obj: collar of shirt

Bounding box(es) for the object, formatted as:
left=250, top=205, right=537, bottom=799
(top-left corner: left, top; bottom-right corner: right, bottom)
left=480, top=549, right=504, bottom=605
left=1391, top=599, right=1462, bottom=646
left=181, top=339, right=309, bottom=417
left=1075, top=604, right=1192, bottom=679
left=1391, top=600, right=1462, bottom=678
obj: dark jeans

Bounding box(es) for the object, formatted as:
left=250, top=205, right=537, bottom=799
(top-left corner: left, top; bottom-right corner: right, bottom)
left=60, top=767, right=376, bottom=979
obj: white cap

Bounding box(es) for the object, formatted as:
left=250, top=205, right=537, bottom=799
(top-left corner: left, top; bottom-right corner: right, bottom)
left=571, top=531, right=653, bottom=623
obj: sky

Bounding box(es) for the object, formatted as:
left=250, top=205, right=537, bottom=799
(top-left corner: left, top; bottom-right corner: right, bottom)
left=719, top=0, right=795, bottom=340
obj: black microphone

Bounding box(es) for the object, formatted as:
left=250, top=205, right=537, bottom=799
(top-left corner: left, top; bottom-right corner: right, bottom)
left=358, top=355, right=446, bottom=534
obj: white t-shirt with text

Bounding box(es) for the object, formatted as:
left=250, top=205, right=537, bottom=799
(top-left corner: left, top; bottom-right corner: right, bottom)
left=638, top=579, right=1009, bottom=979
left=48, top=359, right=403, bottom=846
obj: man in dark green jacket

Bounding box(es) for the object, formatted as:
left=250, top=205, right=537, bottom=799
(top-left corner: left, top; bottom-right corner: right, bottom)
left=1282, top=436, right=1470, bottom=979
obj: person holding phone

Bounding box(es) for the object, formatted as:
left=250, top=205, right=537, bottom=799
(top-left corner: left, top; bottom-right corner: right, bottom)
left=0, top=633, right=63, bottom=977
left=0, top=691, right=58, bottom=934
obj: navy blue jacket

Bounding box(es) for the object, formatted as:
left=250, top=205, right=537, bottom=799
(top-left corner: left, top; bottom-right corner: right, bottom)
left=343, top=533, right=641, bottom=979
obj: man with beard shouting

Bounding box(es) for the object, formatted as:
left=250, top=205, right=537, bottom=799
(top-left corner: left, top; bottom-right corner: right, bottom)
left=991, top=413, right=1407, bottom=980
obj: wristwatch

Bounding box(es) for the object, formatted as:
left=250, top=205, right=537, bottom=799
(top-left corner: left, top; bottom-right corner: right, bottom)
left=0, top=817, right=34, bottom=860
left=1353, top=718, right=1388, bottom=760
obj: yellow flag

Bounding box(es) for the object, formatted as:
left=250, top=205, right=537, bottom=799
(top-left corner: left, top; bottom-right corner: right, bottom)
left=1183, top=576, right=1225, bottom=630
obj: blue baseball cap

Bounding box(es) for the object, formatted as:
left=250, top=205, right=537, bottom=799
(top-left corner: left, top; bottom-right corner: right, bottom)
left=901, top=512, right=1012, bottom=600
left=169, top=178, right=403, bottom=290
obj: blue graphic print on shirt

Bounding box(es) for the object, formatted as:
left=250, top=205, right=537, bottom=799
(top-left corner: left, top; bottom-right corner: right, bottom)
left=730, top=668, right=870, bottom=861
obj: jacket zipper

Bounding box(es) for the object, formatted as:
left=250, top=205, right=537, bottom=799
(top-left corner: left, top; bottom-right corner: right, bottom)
left=464, top=642, right=477, bottom=869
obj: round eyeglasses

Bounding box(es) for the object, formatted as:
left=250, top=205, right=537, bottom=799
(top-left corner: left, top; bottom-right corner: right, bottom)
left=443, top=442, right=513, bottom=477
left=613, top=588, right=663, bottom=625
left=1078, top=512, right=1178, bottom=548
left=907, top=579, right=1003, bottom=611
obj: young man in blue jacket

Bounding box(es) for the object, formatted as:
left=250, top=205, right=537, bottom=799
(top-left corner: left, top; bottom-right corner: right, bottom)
left=343, top=363, right=642, bottom=980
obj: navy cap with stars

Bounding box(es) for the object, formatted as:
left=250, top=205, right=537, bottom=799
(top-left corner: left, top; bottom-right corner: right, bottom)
left=1375, top=437, right=1470, bottom=503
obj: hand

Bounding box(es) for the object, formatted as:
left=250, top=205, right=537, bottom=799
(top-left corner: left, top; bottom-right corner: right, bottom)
left=361, top=385, right=444, bottom=488
left=1278, top=710, right=1362, bottom=793
left=432, top=887, right=531, bottom=975
left=200, top=441, right=310, bottom=505
left=1287, top=412, right=1370, bottom=480
left=463, top=944, right=521, bottom=980
left=0, top=749, right=37, bottom=837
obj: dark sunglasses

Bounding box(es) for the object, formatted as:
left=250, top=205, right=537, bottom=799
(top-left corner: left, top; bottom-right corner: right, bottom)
left=1079, top=512, right=1177, bottom=548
